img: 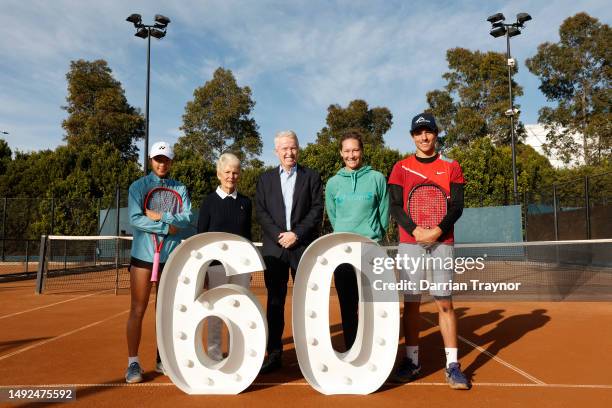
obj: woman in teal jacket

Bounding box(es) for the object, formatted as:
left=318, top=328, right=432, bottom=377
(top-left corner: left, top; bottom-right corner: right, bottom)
left=325, top=131, right=389, bottom=350
left=125, top=141, right=192, bottom=384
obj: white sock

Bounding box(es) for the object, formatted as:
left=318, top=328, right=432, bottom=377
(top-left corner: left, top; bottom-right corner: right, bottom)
left=128, top=356, right=140, bottom=366
left=445, top=348, right=458, bottom=368
left=405, top=346, right=419, bottom=365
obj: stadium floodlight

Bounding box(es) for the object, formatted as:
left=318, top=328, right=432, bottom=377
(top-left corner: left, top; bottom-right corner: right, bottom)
left=149, top=28, right=166, bottom=39
left=517, top=13, right=532, bottom=26
left=487, top=13, right=505, bottom=24
left=135, top=27, right=149, bottom=39
left=126, top=14, right=142, bottom=26
left=154, top=14, right=171, bottom=27
left=505, top=108, right=520, bottom=117
left=486, top=11, right=533, bottom=205
left=490, top=26, right=506, bottom=38
left=508, top=26, right=521, bottom=37
left=125, top=13, right=171, bottom=173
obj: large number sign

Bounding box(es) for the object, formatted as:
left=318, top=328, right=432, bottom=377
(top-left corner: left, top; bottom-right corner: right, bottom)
left=156, top=232, right=267, bottom=394
left=157, top=232, right=399, bottom=395
left=292, top=233, right=400, bottom=394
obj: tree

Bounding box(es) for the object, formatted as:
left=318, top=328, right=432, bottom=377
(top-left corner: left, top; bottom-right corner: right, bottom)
left=62, top=59, right=144, bottom=160
left=299, top=139, right=402, bottom=241
left=301, top=137, right=401, bottom=185
left=316, top=99, right=393, bottom=146
left=178, top=67, right=261, bottom=163
left=0, top=139, right=11, bottom=175
left=170, top=145, right=217, bottom=205
left=526, top=13, right=611, bottom=165
left=427, top=48, right=524, bottom=147
left=28, top=143, right=141, bottom=236
left=0, top=141, right=140, bottom=237
left=447, top=138, right=554, bottom=207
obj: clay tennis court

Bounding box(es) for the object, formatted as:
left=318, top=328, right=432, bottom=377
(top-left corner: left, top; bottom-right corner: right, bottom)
left=1, top=274, right=611, bottom=408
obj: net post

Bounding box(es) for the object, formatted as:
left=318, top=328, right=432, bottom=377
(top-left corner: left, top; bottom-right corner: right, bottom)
left=35, top=235, right=48, bottom=294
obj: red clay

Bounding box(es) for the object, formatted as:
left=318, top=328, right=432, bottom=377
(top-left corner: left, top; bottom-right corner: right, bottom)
left=0, top=279, right=610, bottom=407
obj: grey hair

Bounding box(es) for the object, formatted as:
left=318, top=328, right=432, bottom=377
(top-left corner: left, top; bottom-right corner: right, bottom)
left=274, top=130, right=299, bottom=149
left=216, top=152, right=241, bottom=173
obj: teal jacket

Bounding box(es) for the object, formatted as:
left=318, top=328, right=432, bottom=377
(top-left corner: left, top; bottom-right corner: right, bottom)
left=128, top=172, right=193, bottom=263
left=325, top=165, right=389, bottom=241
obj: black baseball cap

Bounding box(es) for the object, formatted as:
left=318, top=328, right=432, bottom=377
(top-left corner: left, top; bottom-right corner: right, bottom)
left=410, top=112, right=438, bottom=134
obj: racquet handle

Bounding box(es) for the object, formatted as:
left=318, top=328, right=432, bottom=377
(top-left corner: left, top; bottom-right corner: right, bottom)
left=151, top=252, right=161, bottom=282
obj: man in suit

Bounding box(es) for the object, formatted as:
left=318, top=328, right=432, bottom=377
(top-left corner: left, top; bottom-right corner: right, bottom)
left=256, top=130, right=324, bottom=374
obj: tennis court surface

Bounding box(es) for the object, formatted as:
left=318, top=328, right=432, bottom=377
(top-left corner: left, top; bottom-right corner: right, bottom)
left=1, top=238, right=611, bottom=407
left=0, top=238, right=612, bottom=407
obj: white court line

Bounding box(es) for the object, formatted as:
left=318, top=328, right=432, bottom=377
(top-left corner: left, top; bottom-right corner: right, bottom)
left=0, top=290, right=112, bottom=321
left=420, top=315, right=546, bottom=385
left=0, top=300, right=151, bottom=362
left=1, top=382, right=611, bottom=389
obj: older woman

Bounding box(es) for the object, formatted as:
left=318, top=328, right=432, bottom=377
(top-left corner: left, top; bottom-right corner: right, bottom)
left=197, top=152, right=252, bottom=361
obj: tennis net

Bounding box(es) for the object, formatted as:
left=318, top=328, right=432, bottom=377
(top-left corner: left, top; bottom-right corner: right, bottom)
left=381, top=239, right=612, bottom=301
left=35, top=235, right=612, bottom=300
left=36, top=235, right=132, bottom=293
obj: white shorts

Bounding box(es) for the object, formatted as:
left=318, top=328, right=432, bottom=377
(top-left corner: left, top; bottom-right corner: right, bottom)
left=397, top=243, right=454, bottom=299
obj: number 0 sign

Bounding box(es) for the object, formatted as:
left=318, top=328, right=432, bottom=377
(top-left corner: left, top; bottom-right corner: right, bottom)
left=292, top=233, right=400, bottom=394
left=158, top=232, right=399, bottom=395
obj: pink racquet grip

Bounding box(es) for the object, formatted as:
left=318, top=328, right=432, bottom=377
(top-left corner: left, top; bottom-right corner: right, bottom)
left=151, top=252, right=161, bottom=282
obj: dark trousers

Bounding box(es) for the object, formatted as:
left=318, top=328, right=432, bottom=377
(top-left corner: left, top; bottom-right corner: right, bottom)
left=263, top=255, right=296, bottom=353
left=334, top=263, right=359, bottom=350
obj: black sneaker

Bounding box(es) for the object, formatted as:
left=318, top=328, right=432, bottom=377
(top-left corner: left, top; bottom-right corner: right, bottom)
left=390, top=357, right=421, bottom=383
left=259, top=350, right=282, bottom=374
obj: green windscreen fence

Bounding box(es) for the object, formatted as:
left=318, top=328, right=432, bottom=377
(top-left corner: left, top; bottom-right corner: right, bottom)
left=455, top=205, right=523, bottom=243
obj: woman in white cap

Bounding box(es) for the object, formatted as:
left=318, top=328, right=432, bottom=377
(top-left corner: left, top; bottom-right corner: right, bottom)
left=197, top=152, right=252, bottom=361
left=125, top=141, right=192, bottom=383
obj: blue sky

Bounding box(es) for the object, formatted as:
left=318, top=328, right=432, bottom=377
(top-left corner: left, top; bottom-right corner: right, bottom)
left=0, top=0, right=609, bottom=165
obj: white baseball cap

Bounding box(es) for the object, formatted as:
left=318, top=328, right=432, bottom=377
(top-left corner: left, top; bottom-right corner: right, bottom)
left=149, top=141, right=174, bottom=160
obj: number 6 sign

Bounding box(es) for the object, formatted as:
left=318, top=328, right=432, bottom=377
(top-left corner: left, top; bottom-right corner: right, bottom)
left=157, top=232, right=267, bottom=394
left=157, top=232, right=399, bottom=395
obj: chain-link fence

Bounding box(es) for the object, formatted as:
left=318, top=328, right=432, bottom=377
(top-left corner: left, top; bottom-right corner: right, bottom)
left=0, top=188, right=127, bottom=278
left=526, top=172, right=612, bottom=241
left=2, top=172, right=610, bottom=281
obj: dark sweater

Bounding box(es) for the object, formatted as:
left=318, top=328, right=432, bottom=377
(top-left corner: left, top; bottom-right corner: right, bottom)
left=197, top=191, right=252, bottom=240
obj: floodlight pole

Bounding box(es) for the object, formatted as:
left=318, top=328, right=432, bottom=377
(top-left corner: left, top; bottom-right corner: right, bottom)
left=506, top=31, right=519, bottom=205
left=126, top=14, right=170, bottom=174
left=488, top=13, right=531, bottom=205
left=144, top=33, right=151, bottom=174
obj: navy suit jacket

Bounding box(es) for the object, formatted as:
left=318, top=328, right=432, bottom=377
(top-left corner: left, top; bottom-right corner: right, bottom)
left=255, top=164, right=323, bottom=270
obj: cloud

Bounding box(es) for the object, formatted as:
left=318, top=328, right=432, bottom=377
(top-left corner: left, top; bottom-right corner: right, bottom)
left=0, top=0, right=610, bottom=160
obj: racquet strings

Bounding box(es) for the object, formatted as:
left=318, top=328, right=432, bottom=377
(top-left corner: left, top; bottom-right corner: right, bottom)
left=408, top=185, right=447, bottom=228
left=147, top=188, right=181, bottom=215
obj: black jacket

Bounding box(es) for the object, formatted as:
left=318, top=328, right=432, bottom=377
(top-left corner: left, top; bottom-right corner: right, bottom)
left=255, top=164, right=323, bottom=269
